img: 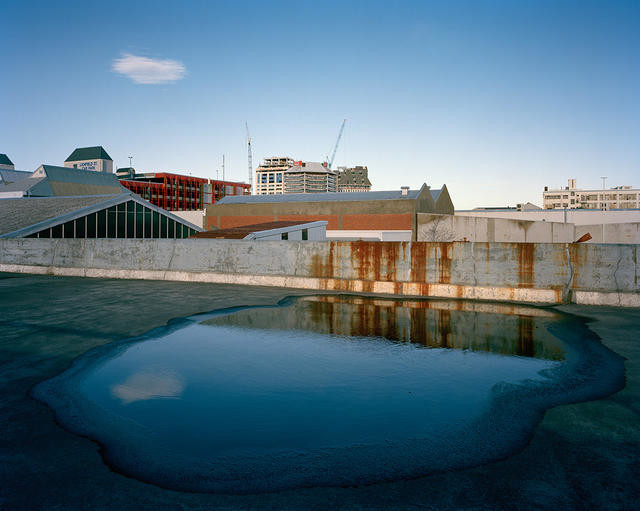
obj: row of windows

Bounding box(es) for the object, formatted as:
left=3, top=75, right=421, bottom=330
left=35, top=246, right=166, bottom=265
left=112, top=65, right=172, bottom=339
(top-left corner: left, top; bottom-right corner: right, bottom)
left=258, top=173, right=284, bottom=184
left=26, top=201, right=196, bottom=239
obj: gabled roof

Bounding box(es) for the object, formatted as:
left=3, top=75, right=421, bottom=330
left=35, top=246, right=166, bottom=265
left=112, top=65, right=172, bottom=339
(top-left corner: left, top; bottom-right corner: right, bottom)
left=0, top=192, right=203, bottom=238
left=21, top=165, right=125, bottom=196
left=0, top=154, right=14, bottom=166
left=64, top=146, right=112, bottom=162
left=217, top=186, right=431, bottom=205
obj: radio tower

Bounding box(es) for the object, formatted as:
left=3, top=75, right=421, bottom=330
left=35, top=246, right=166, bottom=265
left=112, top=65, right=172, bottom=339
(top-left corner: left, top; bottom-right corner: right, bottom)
left=246, top=122, right=253, bottom=194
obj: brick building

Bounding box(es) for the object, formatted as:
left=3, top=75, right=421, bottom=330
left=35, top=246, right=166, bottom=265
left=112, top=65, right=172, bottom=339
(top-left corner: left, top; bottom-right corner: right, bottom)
left=205, top=183, right=453, bottom=241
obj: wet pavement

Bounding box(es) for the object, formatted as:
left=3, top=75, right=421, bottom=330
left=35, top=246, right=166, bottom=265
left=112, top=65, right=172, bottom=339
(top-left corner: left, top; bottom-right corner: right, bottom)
left=1, top=273, right=638, bottom=510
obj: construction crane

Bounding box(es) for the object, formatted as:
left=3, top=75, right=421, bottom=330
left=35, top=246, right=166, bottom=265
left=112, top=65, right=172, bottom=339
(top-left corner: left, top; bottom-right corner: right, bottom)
left=245, top=122, right=253, bottom=192
left=327, top=119, right=347, bottom=170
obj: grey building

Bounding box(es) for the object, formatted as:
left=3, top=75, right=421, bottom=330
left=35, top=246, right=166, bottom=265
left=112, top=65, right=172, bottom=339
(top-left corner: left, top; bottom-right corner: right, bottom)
left=284, top=161, right=337, bottom=194
left=337, top=166, right=372, bottom=192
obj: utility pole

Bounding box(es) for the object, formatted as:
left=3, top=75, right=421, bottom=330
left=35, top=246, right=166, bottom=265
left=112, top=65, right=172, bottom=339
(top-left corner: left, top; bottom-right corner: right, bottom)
left=222, top=154, right=225, bottom=198
left=128, top=156, right=133, bottom=168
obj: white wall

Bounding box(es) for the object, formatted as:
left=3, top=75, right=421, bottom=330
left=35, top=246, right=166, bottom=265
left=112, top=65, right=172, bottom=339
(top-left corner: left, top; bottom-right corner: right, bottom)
left=456, top=209, right=640, bottom=225
left=419, top=214, right=575, bottom=243
left=172, top=210, right=205, bottom=228
left=575, top=223, right=640, bottom=244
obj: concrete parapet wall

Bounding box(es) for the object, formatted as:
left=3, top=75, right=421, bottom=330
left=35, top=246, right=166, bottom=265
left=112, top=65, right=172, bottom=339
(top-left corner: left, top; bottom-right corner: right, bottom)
left=419, top=214, right=575, bottom=243
left=1, top=239, right=638, bottom=306
left=574, top=223, right=640, bottom=244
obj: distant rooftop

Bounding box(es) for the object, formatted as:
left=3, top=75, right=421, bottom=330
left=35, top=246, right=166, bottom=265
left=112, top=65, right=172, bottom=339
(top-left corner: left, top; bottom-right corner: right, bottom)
left=217, top=186, right=433, bottom=205
left=0, top=154, right=14, bottom=166
left=0, top=165, right=125, bottom=198
left=65, top=146, right=112, bottom=162
left=285, top=162, right=335, bottom=174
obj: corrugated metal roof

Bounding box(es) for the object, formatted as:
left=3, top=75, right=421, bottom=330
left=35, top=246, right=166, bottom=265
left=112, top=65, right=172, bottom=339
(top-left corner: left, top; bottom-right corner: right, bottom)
left=0, top=195, right=116, bottom=235
left=64, top=146, right=112, bottom=162
left=0, top=169, right=31, bottom=184
left=217, top=188, right=427, bottom=205
left=0, top=177, right=52, bottom=196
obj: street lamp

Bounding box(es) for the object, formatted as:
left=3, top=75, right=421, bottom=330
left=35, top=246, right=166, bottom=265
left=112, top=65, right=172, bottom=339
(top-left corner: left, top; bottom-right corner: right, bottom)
left=600, top=176, right=607, bottom=243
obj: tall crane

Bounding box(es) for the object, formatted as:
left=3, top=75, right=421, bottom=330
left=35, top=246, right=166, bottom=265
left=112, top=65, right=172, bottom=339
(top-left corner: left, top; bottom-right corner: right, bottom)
left=327, top=119, right=347, bottom=170
left=245, top=122, right=253, bottom=193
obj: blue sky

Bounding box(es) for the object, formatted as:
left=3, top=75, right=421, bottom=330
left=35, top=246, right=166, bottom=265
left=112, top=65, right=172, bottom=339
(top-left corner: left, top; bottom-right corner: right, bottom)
left=1, top=0, right=638, bottom=209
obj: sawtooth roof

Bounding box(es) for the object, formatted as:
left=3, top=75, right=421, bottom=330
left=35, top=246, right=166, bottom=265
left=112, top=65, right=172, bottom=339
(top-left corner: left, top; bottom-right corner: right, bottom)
left=64, top=146, right=112, bottom=162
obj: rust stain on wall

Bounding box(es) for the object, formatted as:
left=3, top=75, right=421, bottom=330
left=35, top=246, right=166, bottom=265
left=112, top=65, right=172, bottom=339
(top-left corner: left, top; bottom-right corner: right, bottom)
left=410, top=242, right=427, bottom=282
left=438, top=242, right=452, bottom=284
left=350, top=241, right=400, bottom=282
left=569, top=243, right=584, bottom=289
left=310, top=241, right=336, bottom=279
left=517, top=243, right=535, bottom=288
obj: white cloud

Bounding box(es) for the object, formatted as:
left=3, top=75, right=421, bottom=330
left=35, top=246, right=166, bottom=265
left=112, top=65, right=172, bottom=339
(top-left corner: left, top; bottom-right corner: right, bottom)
left=112, top=53, right=186, bottom=84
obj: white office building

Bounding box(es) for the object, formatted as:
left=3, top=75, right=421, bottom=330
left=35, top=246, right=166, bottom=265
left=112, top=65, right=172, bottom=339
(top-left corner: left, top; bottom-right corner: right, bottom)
left=543, top=179, right=640, bottom=210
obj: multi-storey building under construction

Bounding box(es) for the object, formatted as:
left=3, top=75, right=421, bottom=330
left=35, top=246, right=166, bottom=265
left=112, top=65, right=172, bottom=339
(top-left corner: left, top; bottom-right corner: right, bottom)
left=254, top=157, right=295, bottom=195
left=284, top=161, right=337, bottom=194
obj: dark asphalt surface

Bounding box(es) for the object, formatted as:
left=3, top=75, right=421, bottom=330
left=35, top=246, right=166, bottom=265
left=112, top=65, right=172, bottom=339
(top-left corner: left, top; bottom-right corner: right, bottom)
left=1, top=273, right=638, bottom=510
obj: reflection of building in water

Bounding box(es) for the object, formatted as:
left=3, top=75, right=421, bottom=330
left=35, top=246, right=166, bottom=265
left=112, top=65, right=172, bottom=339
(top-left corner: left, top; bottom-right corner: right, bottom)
left=204, top=296, right=564, bottom=361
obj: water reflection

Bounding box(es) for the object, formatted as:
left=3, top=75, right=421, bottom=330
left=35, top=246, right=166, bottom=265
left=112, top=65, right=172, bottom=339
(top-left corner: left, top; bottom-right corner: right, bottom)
left=111, top=369, right=185, bottom=404
left=203, top=296, right=564, bottom=361
left=35, top=295, right=598, bottom=494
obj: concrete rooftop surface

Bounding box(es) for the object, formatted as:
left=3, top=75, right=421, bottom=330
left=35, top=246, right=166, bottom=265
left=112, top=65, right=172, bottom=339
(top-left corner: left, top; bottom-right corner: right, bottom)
left=0, top=273, right=638, bottom=510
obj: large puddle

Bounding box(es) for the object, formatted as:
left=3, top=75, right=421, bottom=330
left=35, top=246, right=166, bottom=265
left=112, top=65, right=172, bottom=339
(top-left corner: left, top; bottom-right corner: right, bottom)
left=33, top=295, right=624, bottom=493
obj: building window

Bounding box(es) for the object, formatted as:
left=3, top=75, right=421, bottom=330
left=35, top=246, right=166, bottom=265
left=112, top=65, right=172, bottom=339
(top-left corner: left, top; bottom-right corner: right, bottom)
left=281, top=232, right=288, bottom=240
left=302, top=229, right=308, bottom=240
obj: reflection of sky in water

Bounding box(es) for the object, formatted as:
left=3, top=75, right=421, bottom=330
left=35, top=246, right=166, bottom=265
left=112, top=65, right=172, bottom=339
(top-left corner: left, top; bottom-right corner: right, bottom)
left=110, top=370, right=184, bottom=404
left=80, top=321, right=558, bottom=457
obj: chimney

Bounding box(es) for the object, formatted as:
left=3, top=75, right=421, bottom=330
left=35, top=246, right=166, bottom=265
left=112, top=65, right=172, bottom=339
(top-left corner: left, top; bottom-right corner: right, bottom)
left=401, top=186, right=409, bottom=196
